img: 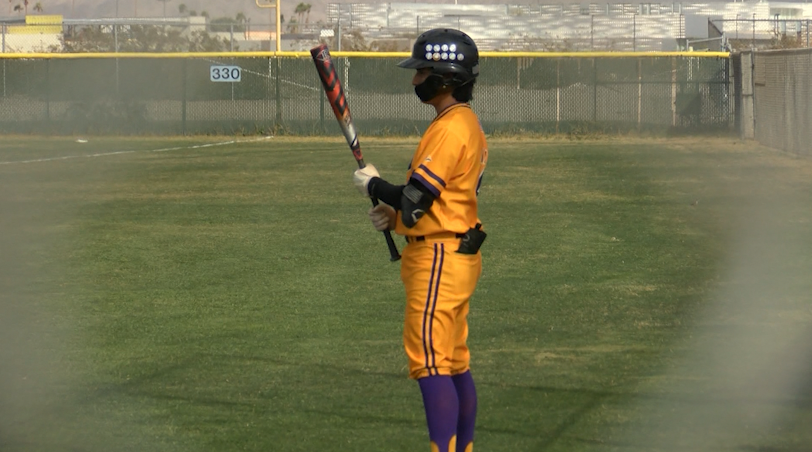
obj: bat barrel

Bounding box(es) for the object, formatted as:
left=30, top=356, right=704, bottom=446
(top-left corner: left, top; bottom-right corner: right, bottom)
left=310, top=44, right=401, bottom=262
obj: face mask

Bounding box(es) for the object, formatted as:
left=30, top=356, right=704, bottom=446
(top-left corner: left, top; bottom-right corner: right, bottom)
left=414, top=75, right=445, bottom=102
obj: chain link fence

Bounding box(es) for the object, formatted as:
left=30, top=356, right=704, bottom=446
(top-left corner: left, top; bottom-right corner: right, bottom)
left=0, top=53, right=731, bottom=136
left=736, top=48, right=811, bottom=156
left=714, top=19, right=812, bottom=50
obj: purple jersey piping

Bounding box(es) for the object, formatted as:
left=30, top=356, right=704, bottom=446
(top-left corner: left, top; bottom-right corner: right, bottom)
left=427, top=243, right=445, bottom=375
left=422, top=245, right=440, bottom=375
left=411, top=173, right=442, bottom=197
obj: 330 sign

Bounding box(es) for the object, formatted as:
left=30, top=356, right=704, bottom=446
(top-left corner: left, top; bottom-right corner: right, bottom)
left=210, top=65, right=242, bottom=82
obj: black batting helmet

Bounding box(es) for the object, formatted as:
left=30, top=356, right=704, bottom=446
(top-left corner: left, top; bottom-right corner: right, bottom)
left=398, top=28, right=479, bottom=86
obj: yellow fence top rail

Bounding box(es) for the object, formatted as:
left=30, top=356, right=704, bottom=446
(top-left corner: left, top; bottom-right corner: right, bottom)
left=0, top=50, right=730, bottom=59
left=25, top=14, right=63, bottom=25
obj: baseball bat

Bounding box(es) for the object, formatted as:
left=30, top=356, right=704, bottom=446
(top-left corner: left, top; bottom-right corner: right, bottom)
left=310, top=44, right=401, bottom=262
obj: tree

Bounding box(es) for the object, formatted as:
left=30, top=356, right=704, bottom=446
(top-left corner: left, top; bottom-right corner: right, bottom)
left=61, top=23, right=233, bottom=53
left=13, top=3, right=22, bottom=14
left=178, top=3, right=186, bottom=15
left=33, top=1, right=42, bottom=12
left=294, top=3, right=307, bottom=24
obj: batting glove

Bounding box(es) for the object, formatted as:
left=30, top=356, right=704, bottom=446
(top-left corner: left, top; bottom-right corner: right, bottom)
left=353, top=164, right=379, bottom=196
left=369, top=204, right=396, bottom=231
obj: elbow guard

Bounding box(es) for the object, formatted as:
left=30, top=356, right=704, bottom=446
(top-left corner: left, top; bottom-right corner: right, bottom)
left=401, top=183, right=435, bottom=228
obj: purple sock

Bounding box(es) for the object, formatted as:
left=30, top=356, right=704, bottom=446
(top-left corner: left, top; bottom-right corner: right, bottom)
left=418, top=375, right=459, bottom=452
left=452, top=371, right=477, bottom=452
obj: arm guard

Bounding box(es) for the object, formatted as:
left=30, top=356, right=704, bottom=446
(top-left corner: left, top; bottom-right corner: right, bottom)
left=367, top=177, right=435, bottom=228
left=400, top=182, right=435, bottom=228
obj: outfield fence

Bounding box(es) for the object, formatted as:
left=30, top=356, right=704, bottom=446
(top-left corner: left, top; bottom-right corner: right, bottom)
left=736, top=48, right=812, bottom=156
left=0, top=51, right=731, bottom=136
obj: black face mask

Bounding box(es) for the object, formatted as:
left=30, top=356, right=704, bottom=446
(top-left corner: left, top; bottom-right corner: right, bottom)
left=414, top=75, right=446, bottom=102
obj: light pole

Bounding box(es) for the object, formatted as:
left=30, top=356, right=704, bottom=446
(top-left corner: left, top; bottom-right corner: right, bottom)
left=255, top=0, right=282, bottom=52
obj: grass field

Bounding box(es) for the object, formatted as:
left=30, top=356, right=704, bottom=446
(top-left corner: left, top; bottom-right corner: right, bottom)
left=1, top=136, right=811, bottom=452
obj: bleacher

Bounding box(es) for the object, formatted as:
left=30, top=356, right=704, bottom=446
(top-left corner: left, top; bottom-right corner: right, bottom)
left=327, top=1, right=812, bottom=51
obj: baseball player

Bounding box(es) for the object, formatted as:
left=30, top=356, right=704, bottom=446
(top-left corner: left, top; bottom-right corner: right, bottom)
left=352, top=28, right=488, bottom=452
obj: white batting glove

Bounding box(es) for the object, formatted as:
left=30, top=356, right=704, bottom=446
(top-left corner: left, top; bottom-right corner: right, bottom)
left=369, top=204, right=396, bottom=231
left=353, top=164, right=379, bottom=196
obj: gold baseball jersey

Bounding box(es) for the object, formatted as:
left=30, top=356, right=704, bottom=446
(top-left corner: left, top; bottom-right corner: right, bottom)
left=395, top=103, right=488, bottom=237
left=397, top=103, right=488, bottom=381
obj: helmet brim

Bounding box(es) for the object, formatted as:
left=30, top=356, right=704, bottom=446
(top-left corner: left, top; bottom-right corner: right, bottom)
left=397, top=57, right=432, bottom=69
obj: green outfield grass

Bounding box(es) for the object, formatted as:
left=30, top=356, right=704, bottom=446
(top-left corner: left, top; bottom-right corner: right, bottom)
left=1, top=136, right=811, bottom=452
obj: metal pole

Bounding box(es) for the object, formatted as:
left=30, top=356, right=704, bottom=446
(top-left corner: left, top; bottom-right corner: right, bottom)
left=592, top=58, right=597, bottom=122
left=556, top=59, right=560, bottom=134
left=319, top=84, right=325, bottom=131
left=637, top=59, right=642, bottom=130
left=275, top=58, right=282, bottom=126
left=115, top=22, right=120, bottom=98
left=275, top=0, right=281, bottom=52
left=671, top=56, right=677, bottom=126
left=45, top=59, right=51, bottom=132
left=590, top=15, right=594, bottom=50
left=182, top=59, right=187, bottom=135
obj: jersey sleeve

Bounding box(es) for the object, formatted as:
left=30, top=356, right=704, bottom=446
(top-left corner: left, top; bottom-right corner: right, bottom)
left=409, top=128, right=464, bottom=198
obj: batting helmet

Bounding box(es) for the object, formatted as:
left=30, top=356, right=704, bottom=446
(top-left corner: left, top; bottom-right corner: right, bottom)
left=398, top=28, right=479, bottom=86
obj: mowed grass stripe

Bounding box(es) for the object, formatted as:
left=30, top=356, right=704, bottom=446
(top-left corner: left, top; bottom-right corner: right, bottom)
left=0, top=137, right=809, bottom=452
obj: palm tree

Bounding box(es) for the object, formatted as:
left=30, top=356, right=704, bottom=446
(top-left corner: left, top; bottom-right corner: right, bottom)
left=294, top=3, right=306, bottom=24
left=33, top=1, right=42, bottom=13
left=13, top=3, right=21, bottom=14
left=178, top=3, right=186, bottom=15
left=304, top=3, right=311, bottom=24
